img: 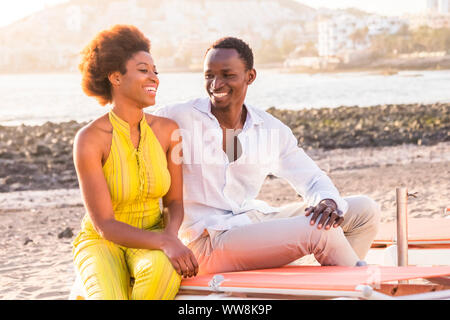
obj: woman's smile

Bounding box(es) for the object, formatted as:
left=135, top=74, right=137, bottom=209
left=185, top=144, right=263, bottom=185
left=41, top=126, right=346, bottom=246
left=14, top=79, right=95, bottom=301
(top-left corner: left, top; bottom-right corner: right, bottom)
left=143, top=85, right=157, bottom=97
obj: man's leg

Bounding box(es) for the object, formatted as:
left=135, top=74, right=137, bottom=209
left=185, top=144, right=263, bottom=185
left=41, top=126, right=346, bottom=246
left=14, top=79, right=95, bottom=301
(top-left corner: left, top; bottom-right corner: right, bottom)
left=264, top=195, right=381, bottom=260
left=339, top=195, right=381, bottom=259
left=189, top=214, right=360, bottom=274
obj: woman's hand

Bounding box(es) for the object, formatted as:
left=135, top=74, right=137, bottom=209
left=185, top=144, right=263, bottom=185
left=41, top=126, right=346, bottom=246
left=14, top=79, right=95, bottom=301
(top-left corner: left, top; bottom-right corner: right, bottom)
left=160, top=231, right=199, bottom=278
left=305, top=199, right=344, bottom=230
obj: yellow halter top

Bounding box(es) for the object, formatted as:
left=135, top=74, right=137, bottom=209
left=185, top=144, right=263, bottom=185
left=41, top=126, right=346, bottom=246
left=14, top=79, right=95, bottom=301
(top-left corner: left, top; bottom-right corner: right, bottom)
left=76, top=110, right=171, bottom=240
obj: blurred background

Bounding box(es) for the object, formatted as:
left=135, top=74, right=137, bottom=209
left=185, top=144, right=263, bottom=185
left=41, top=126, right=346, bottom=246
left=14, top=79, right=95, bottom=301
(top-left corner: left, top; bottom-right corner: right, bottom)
left=2, top=0, right=449, bottom=73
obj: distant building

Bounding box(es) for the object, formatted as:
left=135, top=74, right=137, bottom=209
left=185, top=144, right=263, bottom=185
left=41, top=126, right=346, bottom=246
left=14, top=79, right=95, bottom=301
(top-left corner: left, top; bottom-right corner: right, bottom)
left=407, top=0, right=450, bottom=29
left=427, top=0, right=439, bottom=13
left=318, top=13, right=405, bottom=57
left=439, top=0, right=450, bottom=13
left=428, top=0, right=450, bottom=13
left=318, top=14, right=365, bottom=57
left=407, top=13, right=450, bottom=28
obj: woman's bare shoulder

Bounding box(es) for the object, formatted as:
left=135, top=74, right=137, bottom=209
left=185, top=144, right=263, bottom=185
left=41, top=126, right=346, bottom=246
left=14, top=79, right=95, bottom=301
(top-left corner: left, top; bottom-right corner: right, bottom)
left=74, top=113, right=112, bottom=150
left=145, top=113, right=180, bottom=150
left=145, top=113, right=179, bottom=132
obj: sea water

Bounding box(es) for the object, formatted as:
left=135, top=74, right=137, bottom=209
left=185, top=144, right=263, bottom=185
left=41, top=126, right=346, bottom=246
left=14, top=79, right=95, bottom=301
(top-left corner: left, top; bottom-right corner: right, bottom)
left=1, top=70, right=450, bottom=126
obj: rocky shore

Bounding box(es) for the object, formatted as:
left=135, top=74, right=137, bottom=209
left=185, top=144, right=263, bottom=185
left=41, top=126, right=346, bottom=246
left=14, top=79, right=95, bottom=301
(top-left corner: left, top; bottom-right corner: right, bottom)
left=0, top=121, right=80, bottom=193
left=0, top=102, right=449, bottom=193
left=267, top=102, right=449, bottom=149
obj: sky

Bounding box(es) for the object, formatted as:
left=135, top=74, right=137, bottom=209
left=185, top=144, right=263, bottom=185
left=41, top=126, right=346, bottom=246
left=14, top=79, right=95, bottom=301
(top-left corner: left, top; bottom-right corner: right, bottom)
left=0, top=0, right=69, bottom=27
left=0, top=0, right=428, bottom=28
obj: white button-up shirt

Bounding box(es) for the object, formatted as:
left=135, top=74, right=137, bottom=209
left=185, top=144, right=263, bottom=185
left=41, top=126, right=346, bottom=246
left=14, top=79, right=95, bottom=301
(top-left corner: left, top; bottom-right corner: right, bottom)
left=154, top=97, right=348, bottom=244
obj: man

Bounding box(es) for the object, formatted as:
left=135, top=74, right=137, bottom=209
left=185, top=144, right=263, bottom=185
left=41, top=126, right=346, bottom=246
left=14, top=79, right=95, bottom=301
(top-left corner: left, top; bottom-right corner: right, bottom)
left=154, top=37, right=380, bottom=275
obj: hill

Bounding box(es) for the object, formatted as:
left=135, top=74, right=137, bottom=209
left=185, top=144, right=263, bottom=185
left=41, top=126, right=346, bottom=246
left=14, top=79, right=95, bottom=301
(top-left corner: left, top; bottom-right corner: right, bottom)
left=0, top=0, right=316, bottom=73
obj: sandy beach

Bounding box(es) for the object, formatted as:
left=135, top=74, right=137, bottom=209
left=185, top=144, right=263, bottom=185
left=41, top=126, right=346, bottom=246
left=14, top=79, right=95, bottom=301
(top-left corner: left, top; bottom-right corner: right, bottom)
left=1, top=140, right=449, bottom=300
left=0, top=102, right=449, bottom=299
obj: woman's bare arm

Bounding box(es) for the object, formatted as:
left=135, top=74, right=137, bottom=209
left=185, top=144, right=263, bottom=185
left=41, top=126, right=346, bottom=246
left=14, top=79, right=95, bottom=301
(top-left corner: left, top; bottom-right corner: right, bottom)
left=162, top=121, right=184, bottom=235
left=73, top=124, right=165, bottom=250
left=160, top=119, right=199, bottom=277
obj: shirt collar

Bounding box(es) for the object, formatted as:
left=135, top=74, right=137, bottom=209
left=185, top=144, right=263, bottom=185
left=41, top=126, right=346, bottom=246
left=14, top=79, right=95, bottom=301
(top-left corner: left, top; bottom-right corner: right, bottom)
left=193, top=97, right=264, bottom=128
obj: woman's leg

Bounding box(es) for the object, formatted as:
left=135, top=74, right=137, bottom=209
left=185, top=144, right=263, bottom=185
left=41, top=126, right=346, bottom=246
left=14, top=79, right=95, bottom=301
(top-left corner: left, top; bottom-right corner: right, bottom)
left=73, top=238, right=130, bottom=300
left=126, top=248, right=181, bottom=300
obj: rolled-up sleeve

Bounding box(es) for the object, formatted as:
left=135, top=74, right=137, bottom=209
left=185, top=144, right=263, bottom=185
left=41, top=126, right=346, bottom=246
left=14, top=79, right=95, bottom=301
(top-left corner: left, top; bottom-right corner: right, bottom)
left=271, top=121, right=349, bottom=215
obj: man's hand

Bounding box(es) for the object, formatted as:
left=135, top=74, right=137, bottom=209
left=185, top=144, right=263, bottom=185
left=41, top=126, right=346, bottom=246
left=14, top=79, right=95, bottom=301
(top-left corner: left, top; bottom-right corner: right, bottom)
left=305, top=199, right=344, bottom=230
left=160, top=231, right=199, bottom=278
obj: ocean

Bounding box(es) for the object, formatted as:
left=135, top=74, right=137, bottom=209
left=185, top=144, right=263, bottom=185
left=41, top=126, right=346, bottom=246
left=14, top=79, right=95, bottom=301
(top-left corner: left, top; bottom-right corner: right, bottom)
left=1, top=69, right=450, bottom=126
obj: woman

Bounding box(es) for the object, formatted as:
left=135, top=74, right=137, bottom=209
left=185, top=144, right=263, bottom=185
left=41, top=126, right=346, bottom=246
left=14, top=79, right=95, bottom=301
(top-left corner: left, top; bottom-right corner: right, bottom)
left=72, top=24, right=198, bottom=300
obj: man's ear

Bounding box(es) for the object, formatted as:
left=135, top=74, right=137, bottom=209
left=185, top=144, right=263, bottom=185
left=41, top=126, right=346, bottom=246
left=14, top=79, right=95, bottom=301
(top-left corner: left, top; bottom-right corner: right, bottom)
left=108, top=71, right=122, bottom=86
left=247, top=68, right=257, bottom=85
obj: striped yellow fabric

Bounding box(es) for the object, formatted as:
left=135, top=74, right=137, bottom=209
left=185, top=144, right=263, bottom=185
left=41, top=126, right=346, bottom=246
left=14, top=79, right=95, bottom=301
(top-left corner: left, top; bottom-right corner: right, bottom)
left=72, top=111, right=181, bottom=300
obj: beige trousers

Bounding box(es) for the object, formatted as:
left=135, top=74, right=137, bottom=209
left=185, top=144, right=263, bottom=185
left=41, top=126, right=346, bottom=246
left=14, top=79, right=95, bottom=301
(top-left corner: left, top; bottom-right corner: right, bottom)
left=188, top=195, right=381, bottom=275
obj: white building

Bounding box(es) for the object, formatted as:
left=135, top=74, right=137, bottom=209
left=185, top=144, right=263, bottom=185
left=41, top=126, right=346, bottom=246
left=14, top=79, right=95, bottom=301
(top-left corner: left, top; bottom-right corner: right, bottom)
left=438, top=0, right=450, bottom=13
left=318, top=14, right=405, bottom=57
left=427, top=0, right=439, bottom=12
left=407, top=0, right=450, bottom=29
left=429, top=0, right=450, bottom=13
left=318, top=14, right=363, bottom=57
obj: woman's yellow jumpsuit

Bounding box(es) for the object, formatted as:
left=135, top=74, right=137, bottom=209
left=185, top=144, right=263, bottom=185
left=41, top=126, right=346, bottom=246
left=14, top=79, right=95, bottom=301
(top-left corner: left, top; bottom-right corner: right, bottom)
left=72, top=111, right=181, bottom=299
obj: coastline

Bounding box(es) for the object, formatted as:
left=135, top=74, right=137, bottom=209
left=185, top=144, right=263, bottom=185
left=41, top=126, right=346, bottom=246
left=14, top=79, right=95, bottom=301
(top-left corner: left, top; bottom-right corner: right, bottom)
left=0, top=102, right=448, bottom=193
left=1, top=61, right=450, bottom=76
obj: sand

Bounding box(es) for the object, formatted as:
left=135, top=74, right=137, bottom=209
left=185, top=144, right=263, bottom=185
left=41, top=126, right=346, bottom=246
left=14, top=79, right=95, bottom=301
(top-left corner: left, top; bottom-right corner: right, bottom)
left=0, top=142, right=449, bottom=300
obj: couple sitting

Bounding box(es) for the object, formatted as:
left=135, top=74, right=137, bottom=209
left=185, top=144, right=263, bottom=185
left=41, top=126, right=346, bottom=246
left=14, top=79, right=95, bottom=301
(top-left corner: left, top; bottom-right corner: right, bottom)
left=72, top=25, right=380, bottom=300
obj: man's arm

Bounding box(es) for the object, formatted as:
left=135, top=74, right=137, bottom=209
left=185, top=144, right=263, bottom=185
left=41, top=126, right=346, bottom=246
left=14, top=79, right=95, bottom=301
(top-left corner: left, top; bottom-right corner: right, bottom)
left=270, top=121, right=348, bottom=229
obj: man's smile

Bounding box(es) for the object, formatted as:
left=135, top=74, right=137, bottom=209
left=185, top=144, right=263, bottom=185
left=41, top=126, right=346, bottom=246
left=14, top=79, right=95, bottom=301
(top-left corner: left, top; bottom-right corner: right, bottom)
left=211, top=91, right=230, bottom=98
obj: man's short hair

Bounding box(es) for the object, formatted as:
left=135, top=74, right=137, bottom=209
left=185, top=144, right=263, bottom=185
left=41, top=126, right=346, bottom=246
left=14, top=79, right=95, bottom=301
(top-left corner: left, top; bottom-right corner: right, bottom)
left=206, top=37, right=254, bottom=70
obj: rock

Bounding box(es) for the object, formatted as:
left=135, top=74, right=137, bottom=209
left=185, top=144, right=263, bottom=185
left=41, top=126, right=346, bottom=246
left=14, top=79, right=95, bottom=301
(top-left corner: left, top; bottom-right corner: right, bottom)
left=33, top=144, right=52, bottom=156
left=59, top=173, right=76, bottom=183
left=0, top=151, right=14, bottom=159
left=266, top=102, right=450, bottom=150
left=23, top=237, right=33, bottom=245
left=3, top=175, right=20, bottom=185
left=58, top=227, right=74, bottom=239
left=24, top=136, right=35, bottom=146
left=10, top=183, right=23, bottom=191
